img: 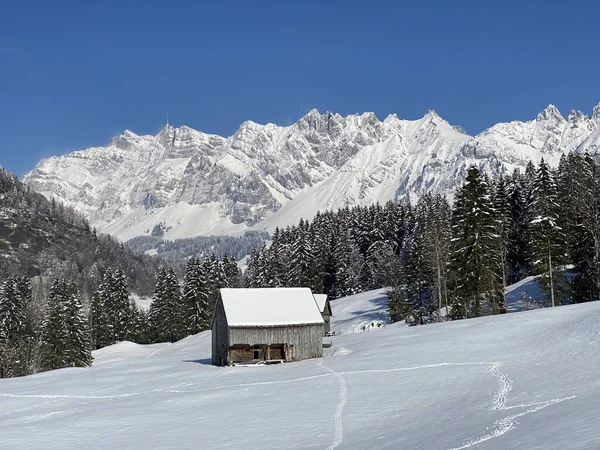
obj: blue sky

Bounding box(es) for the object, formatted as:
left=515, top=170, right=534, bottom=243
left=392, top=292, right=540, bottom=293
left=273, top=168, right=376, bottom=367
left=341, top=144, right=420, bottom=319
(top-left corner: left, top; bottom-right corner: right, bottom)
left=1, top=0, right=599, bottom=176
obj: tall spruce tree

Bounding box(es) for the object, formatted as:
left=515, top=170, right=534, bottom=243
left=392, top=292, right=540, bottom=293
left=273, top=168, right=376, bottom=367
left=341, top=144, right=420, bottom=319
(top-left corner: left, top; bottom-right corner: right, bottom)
left=450, top=165, right=497, bottom=318
left=529, top=159, right=568, bottom=307
left=41, top=278, right=91, bottom=371
left=561, top=154, right=600, bottom=302
left=182, top=258, right=211, bottom=335
left=332, top=224, right=363, bottom=298
left=491, top=176, right=511, bottom=313
left=149, top=267, right=184, bottom=343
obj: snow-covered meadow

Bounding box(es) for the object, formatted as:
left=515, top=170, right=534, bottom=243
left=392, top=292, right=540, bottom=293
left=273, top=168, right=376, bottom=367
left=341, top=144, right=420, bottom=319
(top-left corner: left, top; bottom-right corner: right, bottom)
left=1, top=290, right=600, bottom=449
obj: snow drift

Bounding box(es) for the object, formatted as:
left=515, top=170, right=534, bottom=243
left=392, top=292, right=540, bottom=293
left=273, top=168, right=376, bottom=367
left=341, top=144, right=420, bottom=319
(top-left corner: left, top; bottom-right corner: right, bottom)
left=2, top=293, right=600, bottom=449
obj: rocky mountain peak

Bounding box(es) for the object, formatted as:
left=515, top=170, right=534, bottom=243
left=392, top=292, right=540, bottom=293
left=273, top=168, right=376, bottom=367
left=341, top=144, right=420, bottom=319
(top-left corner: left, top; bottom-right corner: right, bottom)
left=537, top=104, right=564, bottom=122
left=23, top=104, right=600, bottom=241
left=567, top=110, right=586, bottom=123
left=592, top=103, right=600, bottom=122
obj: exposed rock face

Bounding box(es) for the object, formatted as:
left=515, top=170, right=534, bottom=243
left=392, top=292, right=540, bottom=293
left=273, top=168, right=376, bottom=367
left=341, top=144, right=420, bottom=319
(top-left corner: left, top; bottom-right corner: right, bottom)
left=24, top=104, right=600, bottom=240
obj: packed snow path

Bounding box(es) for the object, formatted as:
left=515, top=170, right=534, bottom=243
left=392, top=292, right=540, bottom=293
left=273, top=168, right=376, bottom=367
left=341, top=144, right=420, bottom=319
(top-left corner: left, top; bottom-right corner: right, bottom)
left=1, top=303, right=600, bottom=449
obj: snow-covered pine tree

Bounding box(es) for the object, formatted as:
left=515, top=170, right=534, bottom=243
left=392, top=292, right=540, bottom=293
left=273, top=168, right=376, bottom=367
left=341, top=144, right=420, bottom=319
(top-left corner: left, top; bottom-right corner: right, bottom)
left=419, top=194, right=452, bottom=321
left=149, top=267, right=184, bottom=343
left=223, top=256, right=242, bottom=288
left=206, top=254, right=227, bottom=317
left=0, top=277, right=25, bottom=378
left=507, top=169, right=532, bottom=283
left=287, top=219, right=317, bottom=289
left=91, top=269, right=115, bottom=348
left=112, top=269, right=133, bottom=342
left=0, top=277, right=25, bottom=343
left=450, top=165, right=497, bottom=318
left=561, top=154, right=600, bottom=302
left=182, top=258, right=210, bottom=334
left=244, top=249, right=260, bottom=288
left=403, top=220, right=436, bottom=325
left=529, top=159, right=568, bottom=307
left=332, top=224, right=363, bottom=298
left=41, top=278, right=68, bottom=371
left=490, top=176, right=511, bottom=313
left=41, top=278, right=92, bottom=371
left=64, top=281, right=92, bottom=367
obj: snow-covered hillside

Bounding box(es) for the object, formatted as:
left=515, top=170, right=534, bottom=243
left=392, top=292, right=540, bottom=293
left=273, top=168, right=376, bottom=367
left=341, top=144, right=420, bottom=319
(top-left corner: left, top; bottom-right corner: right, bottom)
left=24, top=105, right=600, bottom=240
left=2, top=298, right=600, bottom=449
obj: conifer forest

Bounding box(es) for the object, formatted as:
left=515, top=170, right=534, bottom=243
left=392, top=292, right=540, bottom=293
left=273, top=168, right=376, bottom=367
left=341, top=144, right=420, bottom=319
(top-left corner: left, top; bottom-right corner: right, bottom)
left=1, top=153, right=599, bottom=377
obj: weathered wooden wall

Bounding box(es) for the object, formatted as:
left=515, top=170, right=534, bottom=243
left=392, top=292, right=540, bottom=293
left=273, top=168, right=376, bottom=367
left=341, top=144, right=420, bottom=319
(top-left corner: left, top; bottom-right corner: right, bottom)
left=229, top=324, right=324, bottom=361
left=211, top=298, right=230, bottom=365
left=323, top=315, right=331, bottom=335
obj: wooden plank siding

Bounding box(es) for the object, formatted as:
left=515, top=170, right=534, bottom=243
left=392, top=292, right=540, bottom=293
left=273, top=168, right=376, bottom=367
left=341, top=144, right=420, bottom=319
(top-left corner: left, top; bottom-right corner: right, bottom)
left=323, top=316, right=331, bottom=335
left=229, top=323, right=324, bottom=362
left=211, top=298, right=230, bottom=365
left=211, top=291, right=325, bottom=366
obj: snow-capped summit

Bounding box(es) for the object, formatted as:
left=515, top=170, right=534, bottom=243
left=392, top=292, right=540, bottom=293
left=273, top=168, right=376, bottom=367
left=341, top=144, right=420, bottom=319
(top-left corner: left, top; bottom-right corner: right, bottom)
left=592, top=103, right=600, bottom=122
left=24, top=105, right=600, bottom=241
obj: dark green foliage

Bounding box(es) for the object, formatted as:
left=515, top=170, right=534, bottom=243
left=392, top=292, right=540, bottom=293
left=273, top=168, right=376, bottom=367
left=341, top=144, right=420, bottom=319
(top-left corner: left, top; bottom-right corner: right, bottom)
left=91, top=268, right=139, bottom=349
left=149, top=267, right=184, bottom=343
left=125, top=231, right=270, bottom=271
left=182, top=257, right=211, bottom=335
left=40, top=279, right=92, bottom=371
left=0, top=166, right=161, bottom=305
left=529, top=159, right=569, bottom=306
left=450, top=166, right=498, bottom=318
left=0, top=277, right=37, bottom=377
left=556, top=154, right=600, bottom=303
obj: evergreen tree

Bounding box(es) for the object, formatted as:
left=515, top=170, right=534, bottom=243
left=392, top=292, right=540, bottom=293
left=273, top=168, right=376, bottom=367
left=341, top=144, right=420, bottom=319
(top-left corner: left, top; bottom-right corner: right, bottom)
left=41, top=278, right=91, bottom=371
left=507, top=170, right=532, bottom=283
left=529, top=159, right=568, bottom=307
left=64, top=281, right=93, bottom=367
left=0, top=277, right=27, bottom=377
left=419, top=194, right=452, bottom=320
left=287, top=220, right=317, bottom=289
left=182, top=258, right=211, bottom=335
left=450, top=165, right=497, bottom=318
left=403, top=227, right=436, bottom=325
left=332, top=225, right=363, bottom=298
left=491, top=176, right=511, bottom=313
left=112, top=269, right=133, bottom=341
left=561, top=154, right=600, bottom=302
left=149, top=267, right=184, bottom=342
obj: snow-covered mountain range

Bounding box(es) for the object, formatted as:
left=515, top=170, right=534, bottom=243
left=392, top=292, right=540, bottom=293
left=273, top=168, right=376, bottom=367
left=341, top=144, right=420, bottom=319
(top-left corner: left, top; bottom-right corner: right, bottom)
left=24, top=104, right=600, bottom=240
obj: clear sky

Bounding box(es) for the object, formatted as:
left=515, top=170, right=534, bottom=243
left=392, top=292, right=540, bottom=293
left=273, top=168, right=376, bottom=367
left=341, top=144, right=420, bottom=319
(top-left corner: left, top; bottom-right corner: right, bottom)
left=1, top=0, right=599, bottom=176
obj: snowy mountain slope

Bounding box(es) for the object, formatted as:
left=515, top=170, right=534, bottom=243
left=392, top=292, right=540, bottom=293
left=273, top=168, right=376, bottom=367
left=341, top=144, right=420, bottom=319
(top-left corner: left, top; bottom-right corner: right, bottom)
left=2, top=301, right=600, bottom=449
left=327, top=276, right=557, bottom=335
left=24, top=104, right=600, bottom=240
left=329, top=288, right=392, bottom=335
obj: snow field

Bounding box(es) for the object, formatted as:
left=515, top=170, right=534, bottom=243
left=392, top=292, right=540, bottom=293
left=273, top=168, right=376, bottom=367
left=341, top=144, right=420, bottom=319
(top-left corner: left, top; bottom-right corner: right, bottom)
left=1, top=299, right=600, bottom=449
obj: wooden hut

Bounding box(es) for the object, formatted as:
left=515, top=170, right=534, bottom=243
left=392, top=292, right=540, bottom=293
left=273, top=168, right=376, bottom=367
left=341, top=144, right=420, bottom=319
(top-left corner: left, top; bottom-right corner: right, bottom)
left=313, top=294, right=333, bottom=335
left=211, top=287, right=324, bottom=366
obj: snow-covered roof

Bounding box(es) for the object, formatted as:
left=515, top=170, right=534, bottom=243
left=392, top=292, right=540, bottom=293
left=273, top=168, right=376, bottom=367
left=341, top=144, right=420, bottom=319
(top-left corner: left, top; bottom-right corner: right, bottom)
left=313, top=294, right=329, bottom=313
left=220, top=288, right=325, bottom=327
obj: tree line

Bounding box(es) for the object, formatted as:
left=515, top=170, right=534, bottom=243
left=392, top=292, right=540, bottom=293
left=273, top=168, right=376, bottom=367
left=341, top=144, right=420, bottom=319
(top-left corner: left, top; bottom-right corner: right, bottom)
left=245, top=153, right=600, bottom=324
left=2, top=153, right=598, bottom=376
left=0, top=255, right=241, bottom=377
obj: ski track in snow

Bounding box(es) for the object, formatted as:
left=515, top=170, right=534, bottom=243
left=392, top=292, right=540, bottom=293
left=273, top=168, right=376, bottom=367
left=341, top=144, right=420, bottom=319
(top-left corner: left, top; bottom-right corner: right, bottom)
left=145, top=342, right=172, bottom=358
left=490, top=362, right=512, bottom=410
left=318, top=359, right=348, bottom=450
left=448, top=363, right=577, bottom=450
left=0, top=359, right=577, bottom=448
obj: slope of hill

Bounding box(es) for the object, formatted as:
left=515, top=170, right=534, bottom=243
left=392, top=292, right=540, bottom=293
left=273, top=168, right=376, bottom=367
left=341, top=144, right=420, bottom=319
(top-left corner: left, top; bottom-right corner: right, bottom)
left=0, top=165, right=159, bottom=300
left=1, top=296, right=599, bottom=449
left=24, top=104, right=600, bottom=240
